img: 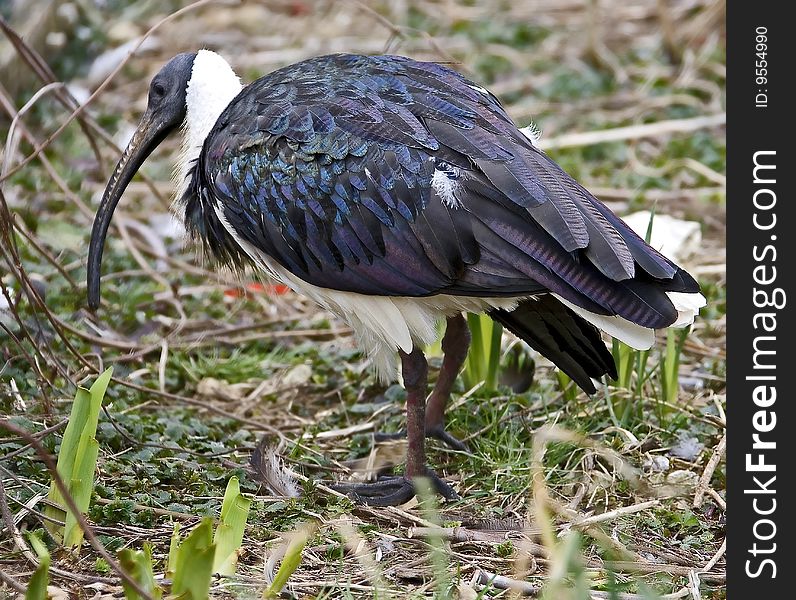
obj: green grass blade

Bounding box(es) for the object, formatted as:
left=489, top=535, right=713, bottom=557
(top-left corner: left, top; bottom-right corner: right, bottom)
left=25, top=531, right=50, bottom=600
left=213, top=476, right=252, bottom=576
left=611, top=339, right=635, bottom=390
left=425, top=320, right=445, bottom=358
left=464, top=313, right=485, bottom=388
left=45, top=388, right=92, bottom=538
left=118, top=544, right=162, bottom=600
left=485, top=319, right=503, bottom=391
left=661, top=327, right=689, bottom=408
left=464, top=313, right=502, bottom=392
left=555, top=371, right=577, bottom=403
left=635, top=348, right=651, bottom=388
left=167, top=522, right=181, bottom=578
left=63, top=435, right=100, bottom=548
left=171, top=518, right=216, bottom=600
left=264, top=524, right=314, bottom=599
left=46, top=368, right=112, bottom=545
left=541, top=531, right=588, bottom=600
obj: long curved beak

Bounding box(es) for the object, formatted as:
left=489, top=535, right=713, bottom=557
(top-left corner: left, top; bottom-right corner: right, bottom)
left=87, top=109, right=175, bottom=310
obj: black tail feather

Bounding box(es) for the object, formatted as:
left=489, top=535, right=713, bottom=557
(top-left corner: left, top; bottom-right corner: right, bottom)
left=489, top=295, right=617, bottom=394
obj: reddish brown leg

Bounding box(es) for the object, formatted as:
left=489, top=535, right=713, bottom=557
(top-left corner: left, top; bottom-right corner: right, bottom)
left=401, top=346, right=429, bottom=477
left=374, top=314, right=471, bottom=451
left=334, top=347, right=458, bottom=506
left=424, top=314, right=471, bottom=449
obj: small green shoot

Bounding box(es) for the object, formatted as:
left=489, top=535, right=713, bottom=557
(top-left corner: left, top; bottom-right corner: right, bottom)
left=118, top=544, right=162, bottom=600
left=264, top=523, right=315, bottom=599
left=25, top=531, right=51, bottom=600
left=119, top=479, right=247, bottom=600
left=170, top=518, right=216, bottom=600
left=213, top=476, right=252, bottom=576
left=611, top=338, right=635, bottom=391
left=463, top=313, right=503, bottom=392
left=46, top=368, right=113, bottom=548
left=167, top=522, right=181, bottom=578
left=660, top=327, right=689, bottom=421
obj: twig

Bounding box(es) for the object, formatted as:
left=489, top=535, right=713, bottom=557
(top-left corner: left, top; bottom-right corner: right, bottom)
left=0, top=419, right=154, bottom=599
left=0, top=418, right=68, bottom=461
left=409, top=526, right=549, bottom=557
left=12, top=217, right=80, bottom=290
left=475, top=569, right=541, bottom=596
left=569, top=499, right=660, bottom=529
left=0, top=17, right=104, bottom=167
left=539, top=113, right=726, bottom=150
left=0, top=19, right=167, bottom=201
left=0, top=474, right=39, bottom=567
left=158, top=340, right=168, bottom=393
left=1, top=81, right=64, bottom=177
left=700, top=538, right=726, bottom=573
left=704, top=487, right=726, bottom=511
left=693, top=432, right=726, bottom=508
left=589, top=589, right=692, bottom=600
left=93, top=497, right=199, bottom=522
left=0, top=83, right=94, bottom=219
left=0, top=569, right=26, bottom=594
left=604, top=561, right=724, bottom=583
left=688, top=570, right=703, bottom=600
left=302, top=421, right=374, bottom=440
left=0, top=0, right=238, bottom=183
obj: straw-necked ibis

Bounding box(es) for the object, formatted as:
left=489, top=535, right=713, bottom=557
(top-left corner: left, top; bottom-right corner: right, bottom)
left=88, top=51, right=705, bottom=505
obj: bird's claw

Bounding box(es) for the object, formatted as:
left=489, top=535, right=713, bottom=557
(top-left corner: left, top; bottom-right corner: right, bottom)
left=373, top=426, right=469, bottom=452
left=332, top=469, right=459, bottom=506
left=426, top=426, right=470, bottom=452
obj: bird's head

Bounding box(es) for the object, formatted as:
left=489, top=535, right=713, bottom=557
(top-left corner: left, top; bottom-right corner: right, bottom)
left=87, top=51, right=196, bottom=309
left=87, top=50, right=242, bottom=310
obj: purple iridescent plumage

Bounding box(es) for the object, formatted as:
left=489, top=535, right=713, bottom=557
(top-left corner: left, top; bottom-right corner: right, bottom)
left=181, top=53, right=697, bottom=330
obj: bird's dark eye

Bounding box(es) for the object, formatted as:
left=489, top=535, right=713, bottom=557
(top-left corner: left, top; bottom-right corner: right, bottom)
left=151, top=82, right=166, bottom=99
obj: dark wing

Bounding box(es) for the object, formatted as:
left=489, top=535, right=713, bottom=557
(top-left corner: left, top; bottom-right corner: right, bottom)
left=489, top=295, right=618, bottom=394
left=193, top=54, right=698, bottom=328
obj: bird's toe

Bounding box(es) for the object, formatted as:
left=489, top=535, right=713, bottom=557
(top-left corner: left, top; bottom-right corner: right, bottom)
left=332, top=469, right=459, bottom=506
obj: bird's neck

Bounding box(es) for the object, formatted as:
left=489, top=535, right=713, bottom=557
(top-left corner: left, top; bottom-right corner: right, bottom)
left=174, top=50, right=243, bottom=206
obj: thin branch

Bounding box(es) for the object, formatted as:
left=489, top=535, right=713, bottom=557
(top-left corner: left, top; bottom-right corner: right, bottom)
left=539, top=113, right=726, bottom=150
left=0, top=419, right=153, bottom=599
left=0, top=0, right=239, bottom=183
left=693, top=432, right=726, bottom=508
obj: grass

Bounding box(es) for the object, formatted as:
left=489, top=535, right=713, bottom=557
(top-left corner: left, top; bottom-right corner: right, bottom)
left=169, top=518, right=216, bottom=598
left=264, top=523, right=315, bottom=599
left=44, top=368, right=112, bottom=548
left=463, top=313, right=503, bottom=392
left=119, top=545, right=161, bottom=600
left=0, top=0, right=725, bottom=598
left=213, top=476, right=253, bottom=576
left=25, top=532, right=50, bottom=600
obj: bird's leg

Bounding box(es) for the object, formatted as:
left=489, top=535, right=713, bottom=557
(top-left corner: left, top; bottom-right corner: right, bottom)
left=402, top=345, right=429, bottom=477
left=375, top=314, right=471, bottom=451
left=334, top=347, right=458, bottom=506
left=424, top=313, right=470, bottom=451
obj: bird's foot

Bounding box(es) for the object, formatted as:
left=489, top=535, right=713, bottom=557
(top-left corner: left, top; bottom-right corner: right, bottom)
left=374, top=425, right=469, bottom=452
left=333, top=468, right=459, bottom=506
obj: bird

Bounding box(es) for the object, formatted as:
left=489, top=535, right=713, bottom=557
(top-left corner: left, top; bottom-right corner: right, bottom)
left=87, top=50, right=706, bottom=506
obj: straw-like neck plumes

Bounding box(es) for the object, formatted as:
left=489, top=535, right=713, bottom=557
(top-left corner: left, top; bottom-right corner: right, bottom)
left=174, top=50, right=242, bottom=204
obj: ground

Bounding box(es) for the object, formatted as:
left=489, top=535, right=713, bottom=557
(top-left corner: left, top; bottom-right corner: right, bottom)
left=1, top=1, right=725, bottom=597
